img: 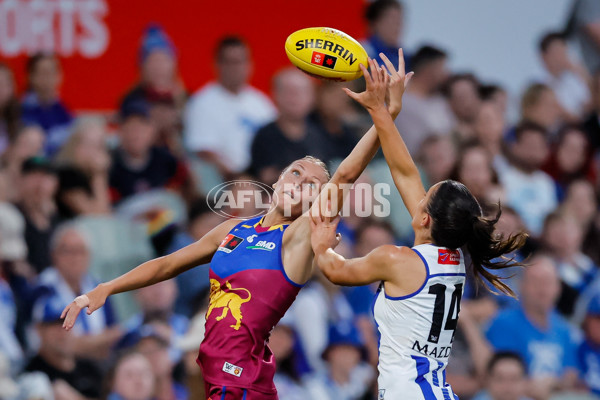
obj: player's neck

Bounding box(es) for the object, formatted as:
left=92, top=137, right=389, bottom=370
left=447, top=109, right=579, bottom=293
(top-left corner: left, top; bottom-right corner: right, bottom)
left=413, top=229, right=433, bottom=246
left=261, top=209, right=293, bottom=227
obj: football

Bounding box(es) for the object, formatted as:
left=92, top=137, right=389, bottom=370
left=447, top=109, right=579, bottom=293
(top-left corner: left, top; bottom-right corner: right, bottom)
left=284, top=27, right=369, bottom=81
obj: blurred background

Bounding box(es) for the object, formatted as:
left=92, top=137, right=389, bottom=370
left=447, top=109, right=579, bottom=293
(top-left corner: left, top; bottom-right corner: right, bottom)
left=1, top=0, right=600, bottom=399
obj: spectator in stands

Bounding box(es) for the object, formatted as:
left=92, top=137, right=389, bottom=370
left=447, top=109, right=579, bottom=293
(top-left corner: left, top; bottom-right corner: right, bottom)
left=33, top=224, right=121, bottom=357
left=582, top=70, right=600, bottom=151
left=570, top=0, right=600, bottom=74
left=270, top=318, right=310, bottom=400
left=417, top=135, right=456, bottom=187
left=0, top=64, right=21, bottom=156
left=21, top=53, right=72, bottom=156
left=473, top=101, right=509, bottom=173
left=562, top=180, right=598, bottom=232
left=290, top=270, right=357, bottom=373
left=25, top=296, right=103, bottom=399
left=17, top=157, right=59, bottom=273
left=498, top=122, right=557, bottom=236
left=105, top=351, right=155, bottom=400
left=1, top=125, right=45, bottom=202
left=132, top=324, right=187, bottom=400
left=518, top=83, right=564, bottom=137
left=304, top=322, right=374, bottom=400
left=479, top=84, right=509, bottom=117
left=184, top=36, right=276, bottom=177
left=176, top=311, right=207, bottom=400
left=109, top=100, right=190, bottom=204
left=121, top=25, right=187, bottom=157
left=543, top=125, right=596, bottom=201
left=450, top=141, right=502, bottom=207
left=578, top=293, right=600, bottom=397
left=394, top=45, right=453, bottom=154
left=125, top=279, right=188, bottom=363
left=486, top=254, right=579, bottom=399
left=541, top=212, right=597, bottom=317
left=55, top=117, right=111, bottom=220
left=538, top=32, right=591, bottom=119
left=443, top=73, right=482, bottom=142
left=362, top=0, right=407, bottom=69
left=0, top=262, right=22, bottom=375
left=249, top=68, right=326, bottom=185
left=472, top=352, right=529, bottom=400
left=310, top=81, right=359, bottom=167
left=0, top=202, right=28, bottom=372
left=560, top=180, right=600, bottom=265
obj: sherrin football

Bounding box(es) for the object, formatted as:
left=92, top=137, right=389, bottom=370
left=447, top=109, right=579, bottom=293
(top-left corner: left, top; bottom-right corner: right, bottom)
left=285, top=27, right=369, bottom=82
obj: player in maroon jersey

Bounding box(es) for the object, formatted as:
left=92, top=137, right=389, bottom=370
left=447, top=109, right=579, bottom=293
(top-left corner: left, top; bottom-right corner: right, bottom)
left=61, top=57, right=410, bottom=400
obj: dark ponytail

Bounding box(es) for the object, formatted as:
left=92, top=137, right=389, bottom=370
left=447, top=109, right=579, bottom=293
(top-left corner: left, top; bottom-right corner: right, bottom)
left=427, top=180, right=528, bottom=297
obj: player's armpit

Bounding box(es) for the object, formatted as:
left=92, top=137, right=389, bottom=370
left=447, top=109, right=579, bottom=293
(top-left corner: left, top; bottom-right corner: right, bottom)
left=281, top=214, right=315, bottom=285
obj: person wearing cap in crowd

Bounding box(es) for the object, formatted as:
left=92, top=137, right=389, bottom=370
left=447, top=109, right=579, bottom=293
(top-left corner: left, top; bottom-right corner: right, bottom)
left=33, top=223, right=121, bottom=358
left=577, top=293, right=600, bottom=396
left=117, top=323, right=188, bottom=400
left=25, top=295, right=102, bottom=399
left=121, top=24, right=187, bottom=156
left=303, top=321, right=374, bottom=400
left=16, top=156, right=59, bottom=274
left=109, top=100, right=190, bottom=204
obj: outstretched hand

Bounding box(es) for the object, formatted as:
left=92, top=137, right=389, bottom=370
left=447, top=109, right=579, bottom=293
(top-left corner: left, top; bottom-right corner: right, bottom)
left=344, top=58, right=390, bottom=112
left=61, top=284, right=109, bottom=330
left=381, top=48, right=414, bottom=115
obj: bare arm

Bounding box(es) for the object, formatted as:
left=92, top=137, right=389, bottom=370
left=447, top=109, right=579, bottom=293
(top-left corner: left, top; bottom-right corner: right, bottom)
left=314, top=245, right=401, bottom=286
left=62, top=218, right=240, bottom=330
left=363, top=50, right=425, bottom=217
left=282, top=59, right=392, bottom=284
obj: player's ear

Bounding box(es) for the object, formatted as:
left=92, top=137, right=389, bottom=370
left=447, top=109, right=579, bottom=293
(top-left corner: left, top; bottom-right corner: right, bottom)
left=421, top=213, right=431, bottom=228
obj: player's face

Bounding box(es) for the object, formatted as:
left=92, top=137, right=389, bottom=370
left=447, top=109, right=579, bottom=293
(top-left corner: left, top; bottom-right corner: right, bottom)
left=273, top=160, right=328, bottom=218
left=487, top=359, right=527, bottom=400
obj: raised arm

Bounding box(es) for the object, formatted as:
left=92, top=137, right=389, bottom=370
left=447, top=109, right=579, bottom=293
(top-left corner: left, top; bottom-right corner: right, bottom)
left=62, top=218, right=240, bottom=330
left=315, top=58, right=391, bottom=217
left=282, top=60, right=400, bottom=284
left=347, top=49, right=425, bottom=217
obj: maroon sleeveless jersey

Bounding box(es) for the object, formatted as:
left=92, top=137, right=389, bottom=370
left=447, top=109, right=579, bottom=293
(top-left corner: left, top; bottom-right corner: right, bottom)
left=197, top=217, right=302, bottom=393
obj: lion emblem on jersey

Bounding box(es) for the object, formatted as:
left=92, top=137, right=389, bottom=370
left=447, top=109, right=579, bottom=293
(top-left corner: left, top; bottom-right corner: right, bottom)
left=206, top=279, right=252, bottom=330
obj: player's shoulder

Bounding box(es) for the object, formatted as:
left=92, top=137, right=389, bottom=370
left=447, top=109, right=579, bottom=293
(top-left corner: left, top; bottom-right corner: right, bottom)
left=370, top=245, right=418, bottom=267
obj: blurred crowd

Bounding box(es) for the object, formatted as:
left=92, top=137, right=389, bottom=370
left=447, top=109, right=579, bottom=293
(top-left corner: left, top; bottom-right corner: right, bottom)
left=1, top=0, right=600, bottom=399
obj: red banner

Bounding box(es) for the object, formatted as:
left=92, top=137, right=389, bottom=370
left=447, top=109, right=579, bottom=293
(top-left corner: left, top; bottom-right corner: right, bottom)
left=0, top=0, right=366, bottom=111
